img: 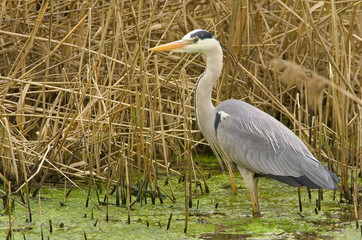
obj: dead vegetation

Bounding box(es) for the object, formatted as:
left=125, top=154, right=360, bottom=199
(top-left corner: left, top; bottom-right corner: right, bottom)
left=0, top=0, right=361, bottom=230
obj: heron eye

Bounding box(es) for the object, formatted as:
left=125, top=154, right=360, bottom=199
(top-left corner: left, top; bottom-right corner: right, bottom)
left=193, top=37, right=199, bottom=43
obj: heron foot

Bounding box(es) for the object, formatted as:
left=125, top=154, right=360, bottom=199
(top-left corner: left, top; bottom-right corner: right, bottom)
left=252, top=210, right=261, bottom=218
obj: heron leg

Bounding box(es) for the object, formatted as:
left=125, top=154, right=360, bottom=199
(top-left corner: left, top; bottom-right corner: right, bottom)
left=237, top=166, right=261, bottom=217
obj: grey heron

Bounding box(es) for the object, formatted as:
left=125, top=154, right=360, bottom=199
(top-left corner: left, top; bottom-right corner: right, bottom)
left=150, top=29, right=339, bottom=217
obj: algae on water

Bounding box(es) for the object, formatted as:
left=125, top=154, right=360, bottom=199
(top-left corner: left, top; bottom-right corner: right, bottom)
left=0, top=158, right=355, bottom=239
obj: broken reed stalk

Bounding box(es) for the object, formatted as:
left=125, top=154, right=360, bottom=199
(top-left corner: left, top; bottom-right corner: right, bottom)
left=125, top=158, right=131, bottom=224
left=148, top=85, right=156, bottom=205
left=39, top=192, right=44, bottom=240
left=105, top=159, right=111, bottom=222
left=49, top=219, right=53, bottom=233
left=181, top=68, right=193, bottom=233
left=153, top=56, right=165, bottom=205
left=166, top=212, right=173, bottom=230
left=6, top=182, right=12, bottom=240
left=22, top=159, right=32, bottom=222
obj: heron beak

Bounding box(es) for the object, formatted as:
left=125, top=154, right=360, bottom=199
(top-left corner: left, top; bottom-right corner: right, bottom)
left=150, top=40, right=188, bottom=52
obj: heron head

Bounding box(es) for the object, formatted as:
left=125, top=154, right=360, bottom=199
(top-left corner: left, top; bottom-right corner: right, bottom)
left=150, top=29, right=219, bottom=55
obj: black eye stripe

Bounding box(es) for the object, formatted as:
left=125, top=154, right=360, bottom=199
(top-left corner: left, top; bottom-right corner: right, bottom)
left=190, top=30, right=214, bottom=40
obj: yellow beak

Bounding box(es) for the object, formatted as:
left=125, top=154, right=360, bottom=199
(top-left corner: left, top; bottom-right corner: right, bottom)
left=150, top=40, right=187, bottom=51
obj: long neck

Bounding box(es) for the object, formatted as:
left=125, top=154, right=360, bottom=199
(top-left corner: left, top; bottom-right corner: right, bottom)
left=195, top=45, right=223, bottom=134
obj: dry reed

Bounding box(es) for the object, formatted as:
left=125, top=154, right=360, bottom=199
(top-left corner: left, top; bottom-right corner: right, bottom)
left=0, top=0, right=361, bottom=228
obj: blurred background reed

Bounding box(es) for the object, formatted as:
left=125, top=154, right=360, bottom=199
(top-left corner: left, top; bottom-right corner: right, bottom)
left=0, top=0, right=360, bottom=226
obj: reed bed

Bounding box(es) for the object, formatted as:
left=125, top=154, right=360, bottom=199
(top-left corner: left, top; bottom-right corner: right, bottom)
left=0, top=0, right=361, bottom=231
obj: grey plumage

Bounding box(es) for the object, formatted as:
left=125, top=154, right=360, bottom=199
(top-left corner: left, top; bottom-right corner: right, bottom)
left=214, top=100, right=339, bottom=190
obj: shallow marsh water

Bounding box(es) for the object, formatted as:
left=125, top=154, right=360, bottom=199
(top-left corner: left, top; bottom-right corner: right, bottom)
left=0, top=157, right=359, bottom=239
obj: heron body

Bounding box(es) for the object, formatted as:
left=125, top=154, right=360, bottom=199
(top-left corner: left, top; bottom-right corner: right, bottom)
left=151, top=29, right=339, bottom=217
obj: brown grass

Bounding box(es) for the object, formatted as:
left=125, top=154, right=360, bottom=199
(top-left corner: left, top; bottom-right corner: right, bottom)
left=0, top=0, right=361, bottom=226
